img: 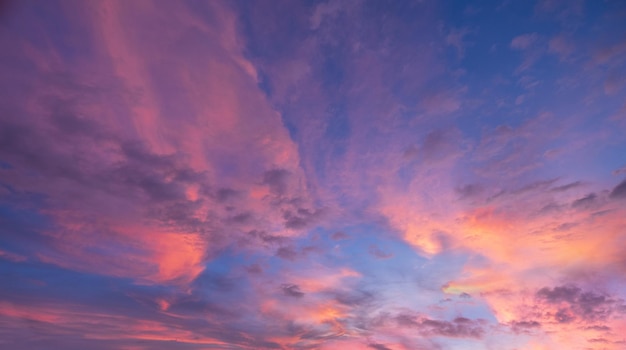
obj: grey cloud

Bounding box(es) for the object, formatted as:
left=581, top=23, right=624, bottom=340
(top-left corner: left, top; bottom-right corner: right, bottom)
left=536, top=285, right=580, bottom=303
left=113, top=142, right=197, bottom=202
left=609, top=178, right=626, bottom=199
left=588, top=338, right=609, bottom=343
left=395, top=314, right=484, bottom=338
left=283, top=208, right=323, bottom=230
left=0, top=106, right=201, bottom=207
left=395, top=313, right=419, bottom=327
left=0, top=86, right=318, bottom=275
left=301, top=245, right=323, bottom=255
left=421, top=317, right=484, bottom=338
left=456, top=184, right=484, bottom=199
left=511, top=178, right=559, bottom=194
left=419, top=128, right=463, bottom=163
left=334, top=289, right=375, bottom=307
left=510, top=320, right=541, bottom=333
left=276, top=246, right=298, bottom=261
left=536, top=285, right=620, bottom=322
left=215, top=188, right=239, bottom=202
left=571, top=193, right=597, bottom=209
left=331, top=231, right=350, bottom=240
left=248, top=230, right=289, bottom=245
left=281, top=284, right=305, bottom=298
left=230, top=212, right=253, bottom=224
left=554, top=222, right=578, bottom=232
left=403, top=144, right=419, bottom=158
left=263, top=169, right=290, bottom=196
left=551, top=181, right=583, bottom=192
left=369, top=244, right=393, bottom=259
left=193, top=272, right=238, bottom=293
left=554, top=308, right=575, bottom=323
left=168, top=296, right=237, bottom=319
left=286, top=322, right=325, bottom=341
left=273, top=243, right=324, bottom=261
left=245, top=264, right=263, bottom=274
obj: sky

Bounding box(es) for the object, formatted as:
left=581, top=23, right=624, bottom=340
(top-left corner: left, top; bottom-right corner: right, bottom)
left=0, top=0, right=625, bottom=349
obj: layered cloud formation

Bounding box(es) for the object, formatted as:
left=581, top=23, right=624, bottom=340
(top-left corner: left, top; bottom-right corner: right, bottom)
left=1, top=0, right=625, bottom=349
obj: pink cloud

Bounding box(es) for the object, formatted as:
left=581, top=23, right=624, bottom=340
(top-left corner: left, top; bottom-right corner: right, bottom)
left=510, top=33, right=538, bottom=50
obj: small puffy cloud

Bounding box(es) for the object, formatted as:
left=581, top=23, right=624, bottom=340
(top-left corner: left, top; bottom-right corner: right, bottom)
left=548, top=35, right=574, bottom=60
left=510, top=33, right=538, bottom=50
left=446, top=27, right=471, bottom=58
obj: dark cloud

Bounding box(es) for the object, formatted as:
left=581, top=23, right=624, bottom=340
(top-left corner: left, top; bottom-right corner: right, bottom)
left=511, top=178, right=559, bottom=195
left=115, top=141, right=209, bottom=202
left=245, top=264, right=263, bottom=274
left=550, top=181, right=583, bottom=192
left=609, top=178, right=626, bottom=199
left=403, top=144, right=419, bottom=158
left=421, top=318, right=484, bottom=338
left=368, top=343, right=392, bottom=350
left=510, top=320, right=541, bottom=333
left=283, top=208, right=323, bottom=230
left=0, top=0, right=13, bottom=19
left=0, top=102, right=203, bottom=211
left=456, top=184, right=484, bottom=199
left=215, top=188, right=239, bottom=202
left=554, top=308, right=575, bottom=323
left=459, top=292, right=472, bottom=299
left=193, top=271, right=238, bottom=293
left=419, top=128, right=462, bottom=162
left=276, top=246, right=298, bottom=261
left=538, top=202, right=564, bottom=215
left=230, top=212, right=253, bottom=224
left=167, top=297, right=236, bottom=318
left=536, top=285, right=581, bottom=303
left=301, top=245, right=323, bottom=256
left=262, top=169, right=290, bottom=196
left=281, top=284, right=305, bottom=298
left=285, top=321, right=344, bottom=342
left=554, top=222, right=578, bottom=232
left=536, top=285, right=619, bottom=322
left=273, top=243, right=324, bottom=261
left=334, top=290, right=375, bottom=307
left=0, top=118, right=88, bottom=184
left=0, top=75, right=321, bottom=286
left=331, top=231, right=350, bottom=240
left=588, top=338, right=609, bottom=343
left=249, top=230, right=288, bottom=245
left=571, top=193, right=598, bottom=209
left=584, top=325, right=610, bottom=331
left=395, top=314, right=484, bottom=338
left=369, top=244, right=393, bottom=259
